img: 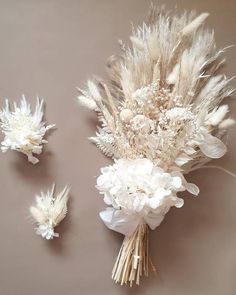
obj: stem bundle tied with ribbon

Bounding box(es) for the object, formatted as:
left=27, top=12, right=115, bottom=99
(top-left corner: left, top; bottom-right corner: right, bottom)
left=112, top=224, right=151, bottom=286
left=78, top=5, right=235, bottom=286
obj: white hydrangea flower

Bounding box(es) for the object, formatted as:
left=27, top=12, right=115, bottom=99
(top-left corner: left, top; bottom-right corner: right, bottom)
left=0, top=95, right=55, bottom=164
left=97, top=158, right=199, bottom=221
left=30, top=184, right=70, bottom=240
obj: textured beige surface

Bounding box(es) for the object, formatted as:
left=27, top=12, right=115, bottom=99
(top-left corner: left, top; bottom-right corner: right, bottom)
left=0, top=1, right=236, bottom=294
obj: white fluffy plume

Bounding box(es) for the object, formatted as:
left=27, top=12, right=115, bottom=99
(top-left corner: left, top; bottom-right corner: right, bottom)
left=30, top=184, right=70, bottom=240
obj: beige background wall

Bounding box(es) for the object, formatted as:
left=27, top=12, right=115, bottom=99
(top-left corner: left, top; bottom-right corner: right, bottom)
left=0, top=1, right=236, bottom=294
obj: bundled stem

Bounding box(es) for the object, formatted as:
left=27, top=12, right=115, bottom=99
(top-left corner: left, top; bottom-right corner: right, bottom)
left=112, top=224, right=156, bottom=286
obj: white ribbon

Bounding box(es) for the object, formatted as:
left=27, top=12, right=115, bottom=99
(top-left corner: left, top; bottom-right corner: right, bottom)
left=99, top=207, right=166, bottom=237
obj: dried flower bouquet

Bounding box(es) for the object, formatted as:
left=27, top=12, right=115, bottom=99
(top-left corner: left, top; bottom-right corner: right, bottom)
left=78, top=6, right=235, bottom=286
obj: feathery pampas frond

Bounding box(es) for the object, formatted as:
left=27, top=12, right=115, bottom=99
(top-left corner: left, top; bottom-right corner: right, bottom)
left=0, top=95, right=55, bottom=164
left=30, top=184, right=70, bottom=239
left=78, top=6, right=235, bottom=286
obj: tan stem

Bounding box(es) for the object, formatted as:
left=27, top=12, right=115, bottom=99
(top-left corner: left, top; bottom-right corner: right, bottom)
left=112, top=224, right=156, bottom=286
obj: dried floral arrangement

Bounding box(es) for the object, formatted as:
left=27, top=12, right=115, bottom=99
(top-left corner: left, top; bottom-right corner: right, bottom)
left=30, top=184, right=70, bottom=240
left=0, top=95, right=55, bottom=164
left=78, top=6, right=235, bottom=286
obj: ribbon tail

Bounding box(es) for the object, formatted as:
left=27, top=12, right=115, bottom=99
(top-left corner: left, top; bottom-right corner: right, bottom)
left=143, top=212, right=165, bottom=230
left=99, top=208, right=141, bottom=236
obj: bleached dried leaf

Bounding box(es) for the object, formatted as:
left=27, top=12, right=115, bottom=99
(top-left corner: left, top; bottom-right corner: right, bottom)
left=175, top=153, right=192, bottom=166
left=199, top=134, right=227, bottom=158
left=185, top=182, right=200, bottom=196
